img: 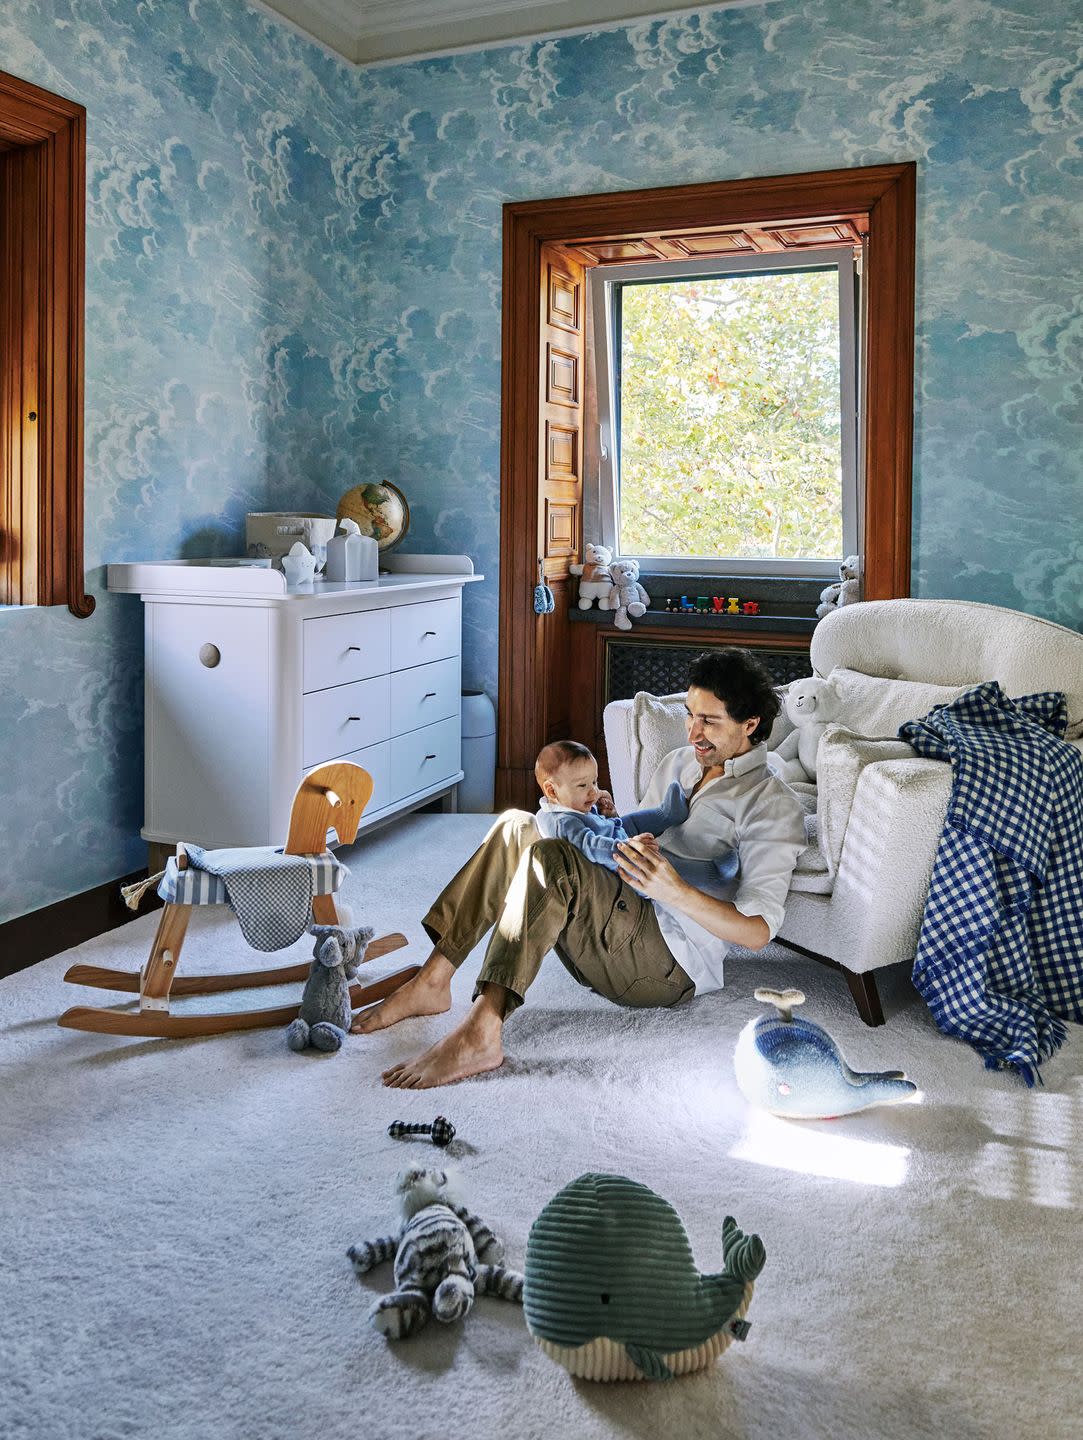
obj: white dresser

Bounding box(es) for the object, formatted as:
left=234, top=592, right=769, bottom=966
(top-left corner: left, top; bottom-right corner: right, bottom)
left=108, top=554, right=483, bottom=850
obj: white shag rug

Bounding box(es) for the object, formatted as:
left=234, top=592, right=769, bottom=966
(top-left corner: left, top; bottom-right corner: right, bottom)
left=2, top=815, right=1080, bottom=1440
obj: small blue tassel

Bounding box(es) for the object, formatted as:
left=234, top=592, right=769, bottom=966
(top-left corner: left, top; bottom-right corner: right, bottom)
left=534, top=581, right=554, bottom=614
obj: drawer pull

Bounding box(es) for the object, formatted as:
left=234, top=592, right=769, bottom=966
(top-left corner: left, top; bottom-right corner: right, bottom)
left=424, top=691, right=436, bottom=698
left=424, top=753, right=436, bottom=760
left=423, top=630, right=436, bottom=637
left=347, top=645, right=362, bottom=652
left=348, top=715, right=361, bottom=722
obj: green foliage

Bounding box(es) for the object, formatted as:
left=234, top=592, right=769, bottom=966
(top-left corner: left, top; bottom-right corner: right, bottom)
left=617, top=268, right=844, bottom=560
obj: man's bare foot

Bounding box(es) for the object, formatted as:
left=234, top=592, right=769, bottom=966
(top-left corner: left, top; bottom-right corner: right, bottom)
left=351, top=968, right=452, bottom=1034
left=382, top=1013, right=504, bottom=1089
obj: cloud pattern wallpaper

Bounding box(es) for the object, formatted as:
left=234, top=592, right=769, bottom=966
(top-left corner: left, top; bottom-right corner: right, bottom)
left=0, top=0, right=1080, bottom=918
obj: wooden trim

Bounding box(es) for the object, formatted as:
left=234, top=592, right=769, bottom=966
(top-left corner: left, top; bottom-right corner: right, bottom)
left=0, top=868, right=157, bottom=978
left=499, top=165, right=916, bottom=808
left=0, top=69, right=91, bottom=616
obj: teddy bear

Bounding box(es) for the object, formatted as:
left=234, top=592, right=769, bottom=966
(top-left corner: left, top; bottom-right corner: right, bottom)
left=606, top=557, right=650, bottom=630
left=770, top=676, right=841, bottom=784
left=285, top=922, right=374, bottom=1053
left=348, top=1165, right=524, bottom=1340
left=815, top=554, right=861, bottom=619
left=569, top=542, right=614, bottom=609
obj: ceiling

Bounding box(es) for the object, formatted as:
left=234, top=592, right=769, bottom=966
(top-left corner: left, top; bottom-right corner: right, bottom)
left=257, top=0, right=738, bottom=67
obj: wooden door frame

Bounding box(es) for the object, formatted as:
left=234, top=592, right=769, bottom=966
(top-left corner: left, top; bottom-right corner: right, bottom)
left=0, top=69, right=90, bottom=615
left=498, top=163, right=916, bottom=808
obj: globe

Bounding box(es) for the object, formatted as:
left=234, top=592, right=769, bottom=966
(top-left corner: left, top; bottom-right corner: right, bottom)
left=336, top=481, right=410, bottom=553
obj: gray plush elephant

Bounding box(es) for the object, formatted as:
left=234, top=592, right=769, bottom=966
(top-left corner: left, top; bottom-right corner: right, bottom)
left=285, top=923, right=374, bottom=1053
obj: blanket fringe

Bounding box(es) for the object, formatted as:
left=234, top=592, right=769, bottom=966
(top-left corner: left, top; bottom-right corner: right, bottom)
left=120, top=869, right=166, bottom=911
left=981, top=1014, right=1068, bottom=1088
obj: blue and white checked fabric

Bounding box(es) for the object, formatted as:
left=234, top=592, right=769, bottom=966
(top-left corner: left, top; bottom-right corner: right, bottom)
left=156, top=847, right=346, bottom=952
left=900, top=682, right=1083, bottom=1085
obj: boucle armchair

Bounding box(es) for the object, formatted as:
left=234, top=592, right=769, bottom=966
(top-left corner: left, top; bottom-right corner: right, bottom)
left=603, top=599, right=1083, bottom=1026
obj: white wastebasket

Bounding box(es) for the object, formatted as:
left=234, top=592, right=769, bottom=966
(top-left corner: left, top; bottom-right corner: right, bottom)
left=460, top=691, right=496, bottom=812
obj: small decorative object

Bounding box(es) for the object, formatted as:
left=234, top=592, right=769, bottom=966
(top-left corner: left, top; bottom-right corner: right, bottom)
left=606, top=558, right=650, bottom=630
left=712, top=596, right=725, bottom=613
left=679, top=595, right=695, bottom=612
left=726, top=597, right=740, bottom=614
left=663, top=597, right=674, bottom=613
left=280, top=540, right=317, bottom=587
left=324, top=518, right=378, bottom=582
left=286, top=924, right=375, bottom=1053
left=816, top=554, right=862, bottom=619
left=349, top=1167, right=524, bottom=1340
left=696, top=595, right=710, bottom=613
left=524, top=1173, right=765, bottom=1381
left=388, top=1117, right=456, bottom=1148
left=569, top=542, right=614, bottom=610
left=734, top=988, right=917, bottom=1118
left=246, top=512, right=337, bottom=572
left=533, top=559, right=555, bottom=614
left=742, top=600, right=760, bottom=616
left=771, top=675, right=841, bottom=782
left=336, top=481, right=410, bottom=553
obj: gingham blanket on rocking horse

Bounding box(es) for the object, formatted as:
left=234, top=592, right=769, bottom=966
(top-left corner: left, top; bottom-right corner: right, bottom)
left=57, top=763, right=417, bottom=1041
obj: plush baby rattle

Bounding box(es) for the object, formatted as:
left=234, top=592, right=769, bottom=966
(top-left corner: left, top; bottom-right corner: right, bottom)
left=607, top=557, right=650, bottom=630
left=285, top=923, right=374, bottom=1053
left=569, top=542, right=614, bottom=610
left=349, top=1166, right=524, bottom=1339
left=770, top=676, right=841, bottom=784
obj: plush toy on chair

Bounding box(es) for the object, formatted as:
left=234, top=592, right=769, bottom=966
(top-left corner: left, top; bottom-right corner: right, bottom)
left=771, top=676, right=841, bottom=783
left=570, top=542, right=614, bottom=610
left=349, top=1166, right=524, bottom=1339
left=607, top=558, right=650, bottom=630
left=286, top=923, right=374, bottom=1053
left=816, top=554, right=861, bottom=619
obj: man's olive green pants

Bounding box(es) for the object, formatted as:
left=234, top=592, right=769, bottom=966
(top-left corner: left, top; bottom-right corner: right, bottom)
left=421, top=810, right=693, bottom=1013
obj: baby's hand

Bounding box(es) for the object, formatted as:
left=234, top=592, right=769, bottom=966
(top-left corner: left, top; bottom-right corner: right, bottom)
left=595, top=790, right=618, bottom=818
left=630, top=832, right=660, bottom=850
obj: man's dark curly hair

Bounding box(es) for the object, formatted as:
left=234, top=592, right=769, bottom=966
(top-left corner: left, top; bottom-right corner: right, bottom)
left=687, top=648, right=780, bottom=746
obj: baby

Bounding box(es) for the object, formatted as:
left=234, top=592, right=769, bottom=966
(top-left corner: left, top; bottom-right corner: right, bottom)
left=533, top=739, right=688, bottom=871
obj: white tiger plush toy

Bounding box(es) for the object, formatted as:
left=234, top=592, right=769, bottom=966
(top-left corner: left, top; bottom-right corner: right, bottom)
left=348, top=1165, right=524, bottom=1339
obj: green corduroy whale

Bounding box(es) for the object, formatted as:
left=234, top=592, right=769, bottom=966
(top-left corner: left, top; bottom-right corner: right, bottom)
left=524, top=1173, right=766, bottom=1381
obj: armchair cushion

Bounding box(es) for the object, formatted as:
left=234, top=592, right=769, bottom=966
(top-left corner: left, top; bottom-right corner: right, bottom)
left=828, top=668, right=969, bottom=738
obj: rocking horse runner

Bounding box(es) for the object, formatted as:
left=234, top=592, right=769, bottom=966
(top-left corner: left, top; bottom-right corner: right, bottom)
left=57, top=763, right=416, bottom=1040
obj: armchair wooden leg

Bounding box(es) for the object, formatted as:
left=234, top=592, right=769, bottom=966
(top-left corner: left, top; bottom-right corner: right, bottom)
left=844, top=969, right=884, bottom=1028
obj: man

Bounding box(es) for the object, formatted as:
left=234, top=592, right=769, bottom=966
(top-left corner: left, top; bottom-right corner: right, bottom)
left=353, top=648, right=807, bottom=1089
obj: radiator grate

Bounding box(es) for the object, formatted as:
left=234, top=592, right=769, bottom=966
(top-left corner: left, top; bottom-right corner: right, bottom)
left=605, top=640, right=811, bottom=703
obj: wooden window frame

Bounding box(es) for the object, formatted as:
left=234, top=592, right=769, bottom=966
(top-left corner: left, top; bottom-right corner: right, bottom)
left=0, top=70, right=91, bottom=616
left=498, top=164, right=916, bottom=808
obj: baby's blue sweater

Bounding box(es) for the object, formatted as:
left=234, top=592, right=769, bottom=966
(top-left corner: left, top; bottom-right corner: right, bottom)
left=535, top=781, right=688, bottom=871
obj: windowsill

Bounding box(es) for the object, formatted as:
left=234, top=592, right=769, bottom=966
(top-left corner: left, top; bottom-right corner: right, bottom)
left=568, top=607, right=817, bottom=635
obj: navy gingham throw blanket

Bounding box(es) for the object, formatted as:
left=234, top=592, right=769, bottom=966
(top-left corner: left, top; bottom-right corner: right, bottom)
left=899, top=682, right=1083, bottom=1085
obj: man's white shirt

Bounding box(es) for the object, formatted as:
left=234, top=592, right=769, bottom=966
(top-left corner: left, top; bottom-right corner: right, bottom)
left=638, top=744, right=807, bottom=995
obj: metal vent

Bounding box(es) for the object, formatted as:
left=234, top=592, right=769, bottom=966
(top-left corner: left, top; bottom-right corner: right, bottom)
left=605, top=640, right=811, bottom=704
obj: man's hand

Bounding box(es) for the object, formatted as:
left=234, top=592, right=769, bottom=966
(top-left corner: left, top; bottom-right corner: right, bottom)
left=615, top=835, right=688, bottom=907
left=595, top=789, right=618, bottom=818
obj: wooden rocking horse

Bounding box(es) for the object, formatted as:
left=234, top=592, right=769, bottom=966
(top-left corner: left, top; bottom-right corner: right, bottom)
left=57, top=762, right=417, bottom=1039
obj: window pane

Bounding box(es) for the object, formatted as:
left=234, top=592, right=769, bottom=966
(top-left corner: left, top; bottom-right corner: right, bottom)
left=617, top=269, right=844, bottom=561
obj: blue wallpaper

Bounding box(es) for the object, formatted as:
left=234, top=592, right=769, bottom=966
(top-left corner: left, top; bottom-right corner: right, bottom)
left=1, top=0, right=1081, bottom=921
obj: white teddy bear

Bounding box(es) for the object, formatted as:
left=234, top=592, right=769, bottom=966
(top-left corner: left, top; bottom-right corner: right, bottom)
left=771, top=676, right=841, bottom=783
left=816, top=554, right=861, bottom=620
left=606, top=557, right=650, bottom=630
left=569, top=542, right=614, bottom=610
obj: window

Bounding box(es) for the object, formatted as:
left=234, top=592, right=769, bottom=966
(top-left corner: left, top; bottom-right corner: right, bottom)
left=590, top=247, right=860, bottom=576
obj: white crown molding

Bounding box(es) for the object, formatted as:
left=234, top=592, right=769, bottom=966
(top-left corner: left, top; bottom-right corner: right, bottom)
left=252, top=0, right=769, bottom=67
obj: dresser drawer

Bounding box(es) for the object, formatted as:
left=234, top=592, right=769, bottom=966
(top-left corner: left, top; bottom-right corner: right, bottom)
left=390, top=716, right=461, bottom=802
left=303, top=609, right=390, bottom=692
left=390, top=598, right=460, bottom=671
left=303, top=675, right=389, bottom=766
left=390, top=657, right=460, bottom=735
left=334, top=740, right=390, bottom=819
